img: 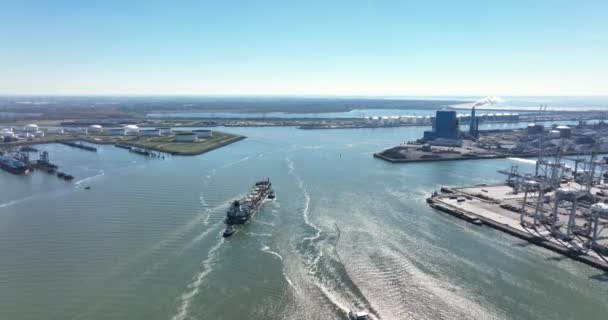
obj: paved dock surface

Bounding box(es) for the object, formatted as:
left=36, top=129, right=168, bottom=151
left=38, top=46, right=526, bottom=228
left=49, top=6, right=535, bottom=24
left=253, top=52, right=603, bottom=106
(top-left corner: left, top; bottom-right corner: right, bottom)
left=428, top=183, right=608, bottom=271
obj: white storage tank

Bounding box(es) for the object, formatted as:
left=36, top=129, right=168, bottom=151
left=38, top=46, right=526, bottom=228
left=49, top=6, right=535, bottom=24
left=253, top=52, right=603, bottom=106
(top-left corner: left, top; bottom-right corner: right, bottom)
left=174, top=132, right=198, bottom=142
left=548, top=130, right=560, bottom=139
left=123, top=124, right=139, bottom=135
left=88, top=124, right=103, bottom=133
left=193, top=129, right=213, bottom=138
left=556, top=125, right=572, bottom=138
left=24, top=124, right=38, bottom=132
left=140, top=129, right=161, bottom=137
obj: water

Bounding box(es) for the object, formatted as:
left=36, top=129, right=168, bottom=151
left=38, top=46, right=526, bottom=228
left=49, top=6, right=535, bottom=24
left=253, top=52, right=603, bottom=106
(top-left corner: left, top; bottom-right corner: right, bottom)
left=1, top=124, right=607, bottom=320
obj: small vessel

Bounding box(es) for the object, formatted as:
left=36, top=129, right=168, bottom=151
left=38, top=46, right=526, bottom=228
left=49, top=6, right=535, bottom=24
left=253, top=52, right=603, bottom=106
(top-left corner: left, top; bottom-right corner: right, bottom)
left=57, top=172, right=65, bottom=178
left=64, top=174, right=74, bottom=181
left=84, top=186, right=91, bottom=190
left=268, top=191, right=276, bottom=199
left=348, top=310, right=371, bottom=320
left=222, top=225, right=237, bottom=238
left=472, top=218, right=483, bottom=225
left=0, top=155, right=30, bottom=174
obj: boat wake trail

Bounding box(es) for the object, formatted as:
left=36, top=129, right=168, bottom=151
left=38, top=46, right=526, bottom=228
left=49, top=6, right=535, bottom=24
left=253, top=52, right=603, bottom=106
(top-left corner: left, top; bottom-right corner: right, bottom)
left=507, top=157, right=538, bottom=165
left=285, top=157, right=321, bottom=242
left=261, top=245, right=299, bottom=293
left=219, top=156, right=250, bottom=170
left=171, top=238, right=224, bottom=320
left=75, top=169, right=105, bottom=185
left=285, top=157, right=372, bottom=317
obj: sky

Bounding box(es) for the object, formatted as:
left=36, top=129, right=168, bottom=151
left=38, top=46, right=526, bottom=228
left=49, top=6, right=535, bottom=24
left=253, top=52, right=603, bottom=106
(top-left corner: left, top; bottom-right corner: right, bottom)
left=0, top=0, right=607, bottom=96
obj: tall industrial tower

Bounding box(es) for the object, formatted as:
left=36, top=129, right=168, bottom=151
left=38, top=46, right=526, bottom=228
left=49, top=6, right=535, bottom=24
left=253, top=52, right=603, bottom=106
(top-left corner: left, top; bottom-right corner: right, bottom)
left=469, top=107, right=479, bottom=138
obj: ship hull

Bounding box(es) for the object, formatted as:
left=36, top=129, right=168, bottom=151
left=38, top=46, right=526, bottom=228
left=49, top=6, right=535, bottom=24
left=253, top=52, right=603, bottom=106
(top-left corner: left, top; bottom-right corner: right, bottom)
left=225, top=180, right=272, bottom=225
left=0, top=159, right=30, bottom=174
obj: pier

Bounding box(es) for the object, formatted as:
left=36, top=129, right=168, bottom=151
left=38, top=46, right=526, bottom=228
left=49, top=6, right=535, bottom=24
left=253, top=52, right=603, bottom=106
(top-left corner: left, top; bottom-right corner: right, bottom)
left=426, top=146, right=608, bottom=272
left=59, top=141, right=97, bottom=152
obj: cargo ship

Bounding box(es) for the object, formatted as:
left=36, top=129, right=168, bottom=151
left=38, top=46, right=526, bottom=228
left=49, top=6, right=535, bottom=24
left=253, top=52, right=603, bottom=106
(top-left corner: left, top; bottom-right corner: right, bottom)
left=223, top=179, right=273, bottom=237
left=0, top=155, right=30, bottom=174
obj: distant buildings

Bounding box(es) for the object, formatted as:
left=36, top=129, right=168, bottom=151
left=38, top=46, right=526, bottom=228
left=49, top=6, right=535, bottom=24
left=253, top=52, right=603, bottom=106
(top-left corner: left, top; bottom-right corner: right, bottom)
left=193, top=129, right=213, bottom=138
left=174, top=132, right=198, bottom=142
left=140, top=129, right=161, bottom=137
left=423, top=110, right=460, bottom=141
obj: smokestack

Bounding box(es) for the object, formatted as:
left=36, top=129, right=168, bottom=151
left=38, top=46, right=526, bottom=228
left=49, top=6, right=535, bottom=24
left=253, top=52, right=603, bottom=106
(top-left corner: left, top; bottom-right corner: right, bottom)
left=469, top=107, right=478, bottom=138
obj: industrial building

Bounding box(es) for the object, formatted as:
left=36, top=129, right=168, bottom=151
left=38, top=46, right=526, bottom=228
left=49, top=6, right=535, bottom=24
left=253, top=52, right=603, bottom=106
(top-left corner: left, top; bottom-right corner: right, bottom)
left=47, top=127, right=64, bottom=134
left=423, top=110, right=460, bottom=141
left=106, top=128, right=126, bottom=136
left=193, top=129, right=213, bottom=138
left=174, top=132, right=198, bottom=142
left=140, top=129, right=161, bottom=137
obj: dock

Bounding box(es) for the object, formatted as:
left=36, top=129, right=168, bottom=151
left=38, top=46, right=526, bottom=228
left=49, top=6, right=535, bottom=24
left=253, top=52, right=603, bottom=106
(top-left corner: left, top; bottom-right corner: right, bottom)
left=59, top=141, right=97, bottom=152
left=427, top=184, right=608, bottom=271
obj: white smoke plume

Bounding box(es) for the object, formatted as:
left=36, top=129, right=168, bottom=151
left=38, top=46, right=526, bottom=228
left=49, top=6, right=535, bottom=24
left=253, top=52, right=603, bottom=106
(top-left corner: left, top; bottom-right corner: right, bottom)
left=472, top=96, right=502, bottom=107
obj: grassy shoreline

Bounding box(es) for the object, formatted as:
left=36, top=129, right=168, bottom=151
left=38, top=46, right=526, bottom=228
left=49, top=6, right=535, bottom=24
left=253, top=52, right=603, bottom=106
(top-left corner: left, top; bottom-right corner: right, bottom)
left=0, top=131, right=246, bottom=156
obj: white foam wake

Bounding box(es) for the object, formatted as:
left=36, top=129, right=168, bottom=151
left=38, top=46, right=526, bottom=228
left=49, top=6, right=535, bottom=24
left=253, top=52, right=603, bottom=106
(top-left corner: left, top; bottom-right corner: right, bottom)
left=507, top=157, right=538, bottom=165
left=75, top=169, right=105, bottom=185
left=171, top=238, right=224, bottom=320
left=285, top=157, right=321, bottom=242
left=261, top=245, right=299, bottom=293
left=219, top=156, right=250, bottom=170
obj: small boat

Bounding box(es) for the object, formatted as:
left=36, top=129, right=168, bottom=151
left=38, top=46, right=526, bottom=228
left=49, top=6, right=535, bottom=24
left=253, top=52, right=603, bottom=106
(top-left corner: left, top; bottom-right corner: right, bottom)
left=57, top=172, right=65, bottom=178
left=64, top=174, right=74, bottom=181
left=348, top=310, right=371, bottom=320
left=472, top=218, right=483, bottom=226
left=223, top=225, right=237, bottom=238
left=268, top=191, right=276, bottom=199
left=84, top=186, right=91, bottom=190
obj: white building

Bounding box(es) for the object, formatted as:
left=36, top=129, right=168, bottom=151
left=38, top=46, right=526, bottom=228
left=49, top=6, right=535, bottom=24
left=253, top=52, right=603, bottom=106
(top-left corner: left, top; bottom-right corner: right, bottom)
left=140, top=129, right=161, bottom=137
left=24, top=124, right=39, bottom=132
left=88, top=124, right=103, bottom=133
left=64, top=127, right=88, bottom=134
left=123, top=124, right=139, bottom=135
left=174, top=132, right=198, bottom=142
left=193, top=129, right=213, bottom=138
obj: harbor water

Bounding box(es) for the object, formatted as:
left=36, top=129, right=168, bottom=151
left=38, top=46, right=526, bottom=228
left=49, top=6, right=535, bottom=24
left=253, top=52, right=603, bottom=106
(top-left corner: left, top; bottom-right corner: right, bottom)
left=0, top=124, right=607, bottom=320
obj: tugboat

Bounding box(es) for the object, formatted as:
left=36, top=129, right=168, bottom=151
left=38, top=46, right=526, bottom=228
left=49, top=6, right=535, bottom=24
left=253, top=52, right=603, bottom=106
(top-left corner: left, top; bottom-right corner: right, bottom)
left=348, top=310, right=371, bottom=320
left=222, top=225, right=237, bottom=238
left=223, top=179, right=273, bottom=238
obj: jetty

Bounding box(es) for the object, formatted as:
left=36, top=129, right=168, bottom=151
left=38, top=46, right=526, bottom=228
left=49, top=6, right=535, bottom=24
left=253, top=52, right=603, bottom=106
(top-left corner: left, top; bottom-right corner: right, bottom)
left=427, top=151, right=608, bottom=272
left=59, top=141, right=97, bottom=152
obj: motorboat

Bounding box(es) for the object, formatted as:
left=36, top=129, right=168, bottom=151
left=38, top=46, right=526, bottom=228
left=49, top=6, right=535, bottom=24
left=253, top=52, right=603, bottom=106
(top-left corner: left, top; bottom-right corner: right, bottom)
left=348, top=310, right=371, bottom=320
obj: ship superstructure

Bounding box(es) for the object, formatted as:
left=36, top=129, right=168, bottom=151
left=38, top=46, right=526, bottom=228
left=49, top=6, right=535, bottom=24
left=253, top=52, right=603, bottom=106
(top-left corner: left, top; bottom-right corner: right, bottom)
left=223, top=179, right=273, bottom=237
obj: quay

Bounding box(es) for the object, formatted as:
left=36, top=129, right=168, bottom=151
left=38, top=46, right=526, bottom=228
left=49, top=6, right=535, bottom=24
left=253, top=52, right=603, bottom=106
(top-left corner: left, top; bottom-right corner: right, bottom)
left=427, top=183, right=608, bottom=272
left=59, top=141, right=98, bottom=152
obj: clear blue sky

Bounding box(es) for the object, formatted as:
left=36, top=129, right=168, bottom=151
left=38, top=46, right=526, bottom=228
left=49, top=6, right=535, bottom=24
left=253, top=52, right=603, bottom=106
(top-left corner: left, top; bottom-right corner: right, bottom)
left=1, top=0, right=606, bottom=96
